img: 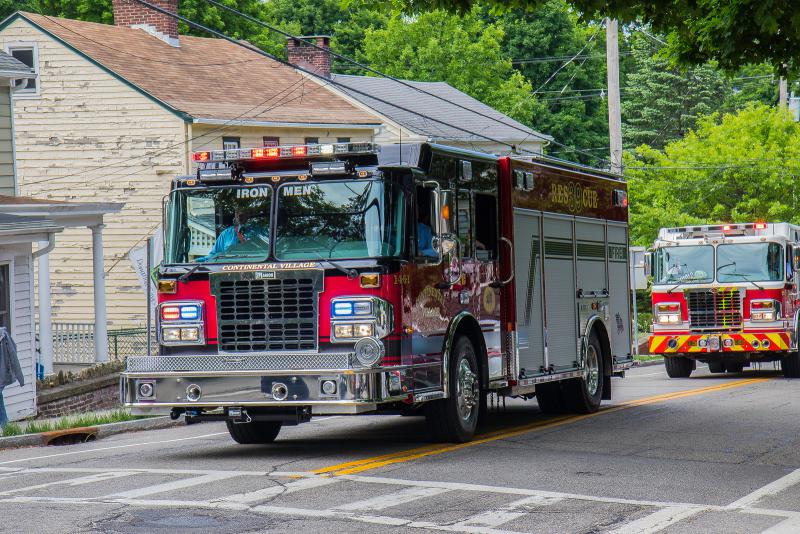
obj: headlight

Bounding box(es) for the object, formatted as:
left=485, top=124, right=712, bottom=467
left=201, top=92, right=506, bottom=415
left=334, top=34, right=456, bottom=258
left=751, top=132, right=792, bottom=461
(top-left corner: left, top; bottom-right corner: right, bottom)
left=330, top=297, right=392, bottom=342
left=158, top=301, right=205, bottom=345
left=750, top=299, right=779, bottom=321
left=655, top=302, right=682, bottom=325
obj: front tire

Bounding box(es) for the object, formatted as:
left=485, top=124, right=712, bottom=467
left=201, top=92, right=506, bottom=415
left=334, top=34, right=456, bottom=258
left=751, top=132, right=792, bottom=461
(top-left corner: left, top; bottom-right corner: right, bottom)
left=226, top=420, right=282, bottom=444
left=564, top=332, right=604, bottom=413
left=782, top=351, right=800, bottom=378
left=425, top=336, right=480, bottom=443
left=664, top=356, right=694, bottom=378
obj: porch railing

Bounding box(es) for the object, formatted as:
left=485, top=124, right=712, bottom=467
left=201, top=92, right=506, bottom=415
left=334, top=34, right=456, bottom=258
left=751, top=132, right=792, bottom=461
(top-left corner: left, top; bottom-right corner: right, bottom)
left=51, top=322, right=157, bottom=364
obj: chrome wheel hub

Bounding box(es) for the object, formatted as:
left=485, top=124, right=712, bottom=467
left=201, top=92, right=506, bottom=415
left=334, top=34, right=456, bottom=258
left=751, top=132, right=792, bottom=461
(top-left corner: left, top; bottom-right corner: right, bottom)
left=456, top=358, right=478, bottom=421
left=584, top=344, right=600, bottom=396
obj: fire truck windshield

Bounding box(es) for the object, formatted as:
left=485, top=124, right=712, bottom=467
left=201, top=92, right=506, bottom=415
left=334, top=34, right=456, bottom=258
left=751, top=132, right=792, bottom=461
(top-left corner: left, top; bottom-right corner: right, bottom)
left=275, top=180, right=405, bottom=260
left=717, top=242, right=783, bottom=282
left=653, top=245, right=714, bottom=285
left=164, top=187, right=272, bottom=264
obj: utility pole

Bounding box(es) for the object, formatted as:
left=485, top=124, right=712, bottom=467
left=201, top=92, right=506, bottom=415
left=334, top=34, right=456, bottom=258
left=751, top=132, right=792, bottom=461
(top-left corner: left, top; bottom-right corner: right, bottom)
left=606, top=18, right=623, bottom=174
left=780, top=77, right=788, bottom=107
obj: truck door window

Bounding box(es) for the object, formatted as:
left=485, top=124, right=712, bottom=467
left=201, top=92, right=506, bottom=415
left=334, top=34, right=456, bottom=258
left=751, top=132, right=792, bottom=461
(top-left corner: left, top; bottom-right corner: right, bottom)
left=415, top=186, right=438, bottom=259
left=456, top=190, right=473, bottom=258
left=474, top=193, right=498, bottom=261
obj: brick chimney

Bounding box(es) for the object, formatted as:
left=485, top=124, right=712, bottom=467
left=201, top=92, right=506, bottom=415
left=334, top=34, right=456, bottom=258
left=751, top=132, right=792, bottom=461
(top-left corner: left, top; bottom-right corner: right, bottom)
left=112, top=0, right=180, bottom=47
left=287, top=36, right=332, bottom=78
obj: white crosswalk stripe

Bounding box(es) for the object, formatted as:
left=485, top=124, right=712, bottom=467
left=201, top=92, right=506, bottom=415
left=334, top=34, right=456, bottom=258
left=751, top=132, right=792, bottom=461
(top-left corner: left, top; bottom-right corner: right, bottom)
left=221, top=476, right=340, bottom=504
left=0, top=467, right=798, bottom=533
left=335, top=486, right=450, bottom=511
left=0, top=471, right=136, bottom=496
left=106, top=472, right=241, bottom=499
left=608, top=506, right=707, bottom=534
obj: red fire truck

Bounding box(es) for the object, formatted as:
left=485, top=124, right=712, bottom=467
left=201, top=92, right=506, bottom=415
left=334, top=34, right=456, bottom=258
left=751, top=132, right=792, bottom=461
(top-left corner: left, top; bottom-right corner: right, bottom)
left=121, top=142, right=632, bottom=443
left=648, top=223, right=800, bottom=378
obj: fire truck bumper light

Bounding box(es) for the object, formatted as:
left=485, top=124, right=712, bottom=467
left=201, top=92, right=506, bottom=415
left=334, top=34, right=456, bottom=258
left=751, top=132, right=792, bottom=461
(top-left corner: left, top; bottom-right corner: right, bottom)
left=122, top=364, right=409, bottom=415
left=354, top=337, right=385, bottom=367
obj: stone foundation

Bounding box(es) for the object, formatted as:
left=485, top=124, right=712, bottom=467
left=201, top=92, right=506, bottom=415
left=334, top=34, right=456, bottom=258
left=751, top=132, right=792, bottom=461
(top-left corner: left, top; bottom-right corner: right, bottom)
left=36, top=374, right=120, bottom=418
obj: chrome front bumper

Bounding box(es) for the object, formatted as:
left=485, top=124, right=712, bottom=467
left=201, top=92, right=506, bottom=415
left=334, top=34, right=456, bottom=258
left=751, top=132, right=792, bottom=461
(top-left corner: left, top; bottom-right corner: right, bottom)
left=121, top=353, right=409, bottom=416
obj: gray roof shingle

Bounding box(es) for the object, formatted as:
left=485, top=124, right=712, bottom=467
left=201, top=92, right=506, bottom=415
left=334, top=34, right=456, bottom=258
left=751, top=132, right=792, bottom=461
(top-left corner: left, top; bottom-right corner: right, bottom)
left=331, top=74, right=551, bottom=145
left=0, top=50, right=31, bottom=74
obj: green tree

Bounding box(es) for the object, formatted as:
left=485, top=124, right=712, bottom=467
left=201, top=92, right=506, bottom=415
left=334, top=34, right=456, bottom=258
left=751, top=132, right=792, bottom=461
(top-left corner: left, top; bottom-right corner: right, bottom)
left=379, top=0, right=800, bottom=76
left=486, top=1, right=608, bottom=164
left=626, top=104, right=800, bottom=246
left=621, top=34, right=728, bottom=150
left=360, top=7, right=536, bottom=124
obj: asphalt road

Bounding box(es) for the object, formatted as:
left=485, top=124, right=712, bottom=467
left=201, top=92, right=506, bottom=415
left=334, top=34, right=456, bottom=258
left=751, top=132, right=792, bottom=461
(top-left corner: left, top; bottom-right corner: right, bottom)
left=1, top=362, right=798, bottom=534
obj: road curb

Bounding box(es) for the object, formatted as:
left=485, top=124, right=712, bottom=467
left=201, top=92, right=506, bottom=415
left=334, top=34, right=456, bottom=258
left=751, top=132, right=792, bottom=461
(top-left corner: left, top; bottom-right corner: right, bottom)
left=633, top=357, right=664, bottom=368
left=0, top=416, right=182, bottom=450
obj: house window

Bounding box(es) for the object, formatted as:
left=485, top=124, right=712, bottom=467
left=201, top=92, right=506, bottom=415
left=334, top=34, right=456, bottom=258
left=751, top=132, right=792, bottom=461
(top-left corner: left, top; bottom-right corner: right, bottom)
left=263, top=136, right=280, bottom=147
left=337, top=137, right=351, bottom=143
left=304, top=137, right=319, bottom=145
left=0, top=264, right=10, bottom=330
left=7, top=44, right=38, bottom=97
left=222, top=137, right=240, bottom=150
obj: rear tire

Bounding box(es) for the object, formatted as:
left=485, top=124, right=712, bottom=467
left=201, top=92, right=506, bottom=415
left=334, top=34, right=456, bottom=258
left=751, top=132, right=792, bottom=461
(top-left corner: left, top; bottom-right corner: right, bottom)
left=564, top=332, right=604, bottom=413
left=225, top=420, right=282, bottom=444
left=708, top=361, right=725, bottom=373
left=425, top=336, right=480, bottom=443
left=782, top=351, right=800, bottom=378
left=535, top=381, right=565, bottom=414
left=664, top=356, right=694, bottom=378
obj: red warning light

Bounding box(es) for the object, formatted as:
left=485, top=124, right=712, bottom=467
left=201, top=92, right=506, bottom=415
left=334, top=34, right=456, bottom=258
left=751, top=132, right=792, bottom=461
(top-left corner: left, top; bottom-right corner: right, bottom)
left=193, top=151, right=210, bottom=162
left=292, top=145, right=307, bottom=157
left=755, top=222, right=767, bottom=229
left=251, top=148, right=265, bottom=159
left=266, top=147, right=280, bottom=158
left=723, top=225, right=732, bottom=231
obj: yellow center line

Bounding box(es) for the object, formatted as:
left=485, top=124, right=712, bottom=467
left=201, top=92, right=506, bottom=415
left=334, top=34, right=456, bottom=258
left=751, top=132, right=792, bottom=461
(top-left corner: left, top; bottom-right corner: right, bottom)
left=314, top=377, right=770, bottom=476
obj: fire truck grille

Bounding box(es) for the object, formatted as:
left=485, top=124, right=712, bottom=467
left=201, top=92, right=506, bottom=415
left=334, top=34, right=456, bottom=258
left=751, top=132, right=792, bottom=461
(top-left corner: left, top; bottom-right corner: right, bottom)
left=211, top=270, right=323, bottom=352
left=686, top=289, right=742, bottom=332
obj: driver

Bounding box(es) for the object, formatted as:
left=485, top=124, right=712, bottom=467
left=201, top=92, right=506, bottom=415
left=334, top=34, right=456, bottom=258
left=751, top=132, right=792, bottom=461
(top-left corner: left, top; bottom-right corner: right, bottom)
left=197, top=206, right=268, bottom=262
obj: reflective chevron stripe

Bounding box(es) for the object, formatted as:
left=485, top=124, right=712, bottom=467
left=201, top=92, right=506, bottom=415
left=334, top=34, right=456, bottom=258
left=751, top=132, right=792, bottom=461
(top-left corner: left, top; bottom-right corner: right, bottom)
left=649, top=332, right=791, bottom=353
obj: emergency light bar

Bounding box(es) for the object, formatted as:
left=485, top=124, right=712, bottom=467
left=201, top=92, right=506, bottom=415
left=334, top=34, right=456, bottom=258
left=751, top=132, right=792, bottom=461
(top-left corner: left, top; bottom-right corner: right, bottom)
left=663, top=222, right=772, bottom=239
left=192, top=142, right=378, bottom=164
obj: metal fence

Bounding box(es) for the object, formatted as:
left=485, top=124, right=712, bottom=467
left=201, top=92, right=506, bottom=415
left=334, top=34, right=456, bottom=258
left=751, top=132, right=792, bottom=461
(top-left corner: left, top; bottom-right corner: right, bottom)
left=52, top=322, right=156, bottom=364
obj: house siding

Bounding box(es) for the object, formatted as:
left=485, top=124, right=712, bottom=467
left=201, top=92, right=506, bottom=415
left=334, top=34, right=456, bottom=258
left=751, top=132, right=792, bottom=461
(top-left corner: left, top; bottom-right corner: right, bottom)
left=1, top=18, right=377, bottom=328
left=0, top=85, right=14, bottom=195
left=1, top=18, right=185, bottom=327
left=2, top=245, right=36, bottom=422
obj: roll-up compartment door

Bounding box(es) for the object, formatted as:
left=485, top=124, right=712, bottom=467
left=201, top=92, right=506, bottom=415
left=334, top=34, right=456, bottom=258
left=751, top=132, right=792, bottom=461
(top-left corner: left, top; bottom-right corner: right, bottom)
left=543, top=215, right=578, bottom=370
left=607, top=223, right=633, bottom=362
left=513, top=210, right=544, bottom=376
left=575, top=220, right=607, bottom=294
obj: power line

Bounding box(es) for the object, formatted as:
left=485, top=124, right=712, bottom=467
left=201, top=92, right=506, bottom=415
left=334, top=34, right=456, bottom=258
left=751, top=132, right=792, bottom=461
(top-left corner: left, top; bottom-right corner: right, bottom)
left=197, top=0, right=606, bottom=164
left=531, top=24, right=604, bottom=96
left=513, top=52, right=632, bottom=64
left=24, top=73, right=314, bottom=187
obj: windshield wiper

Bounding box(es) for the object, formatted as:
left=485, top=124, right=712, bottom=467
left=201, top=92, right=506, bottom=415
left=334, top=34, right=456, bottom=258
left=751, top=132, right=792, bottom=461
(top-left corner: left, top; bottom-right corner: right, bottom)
left=178, top=263, right=209, bottom=283
left=720, top=272, right=764, bottom=290
left=309, top=251, right=357, bottom=279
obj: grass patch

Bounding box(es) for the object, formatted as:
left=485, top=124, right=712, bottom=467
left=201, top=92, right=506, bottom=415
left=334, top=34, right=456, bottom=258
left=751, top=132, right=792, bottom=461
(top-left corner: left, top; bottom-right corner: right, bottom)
left=0, top=422, right=22, bottom=437
left=635, top=354, right=663, bottom=362
left=1, top=409, right=148, bottom=438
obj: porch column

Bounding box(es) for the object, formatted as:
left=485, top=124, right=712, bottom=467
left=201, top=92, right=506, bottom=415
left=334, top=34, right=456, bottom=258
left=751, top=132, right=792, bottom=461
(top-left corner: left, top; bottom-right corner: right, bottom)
left=37, top=242, right=53, bottom=375
left=90, top=224, right=108, bottom=363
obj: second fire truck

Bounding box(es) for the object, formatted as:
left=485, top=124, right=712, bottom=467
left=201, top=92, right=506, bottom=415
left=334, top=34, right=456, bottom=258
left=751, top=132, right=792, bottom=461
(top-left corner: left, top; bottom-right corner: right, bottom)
left=121, top=142, right=632, bottom=443
left=648, top=222, right=800, bottom=378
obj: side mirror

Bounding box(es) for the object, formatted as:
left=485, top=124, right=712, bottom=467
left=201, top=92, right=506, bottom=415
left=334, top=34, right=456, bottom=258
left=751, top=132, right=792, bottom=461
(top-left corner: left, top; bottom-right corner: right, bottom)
left=643, top=252, right=653, bottom=278
left=438, top=234, right=458, bottom=255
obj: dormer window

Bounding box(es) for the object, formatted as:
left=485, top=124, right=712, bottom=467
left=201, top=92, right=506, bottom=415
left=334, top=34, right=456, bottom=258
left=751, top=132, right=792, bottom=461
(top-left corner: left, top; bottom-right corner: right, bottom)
left=7, top=43, right=38, bottom=97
